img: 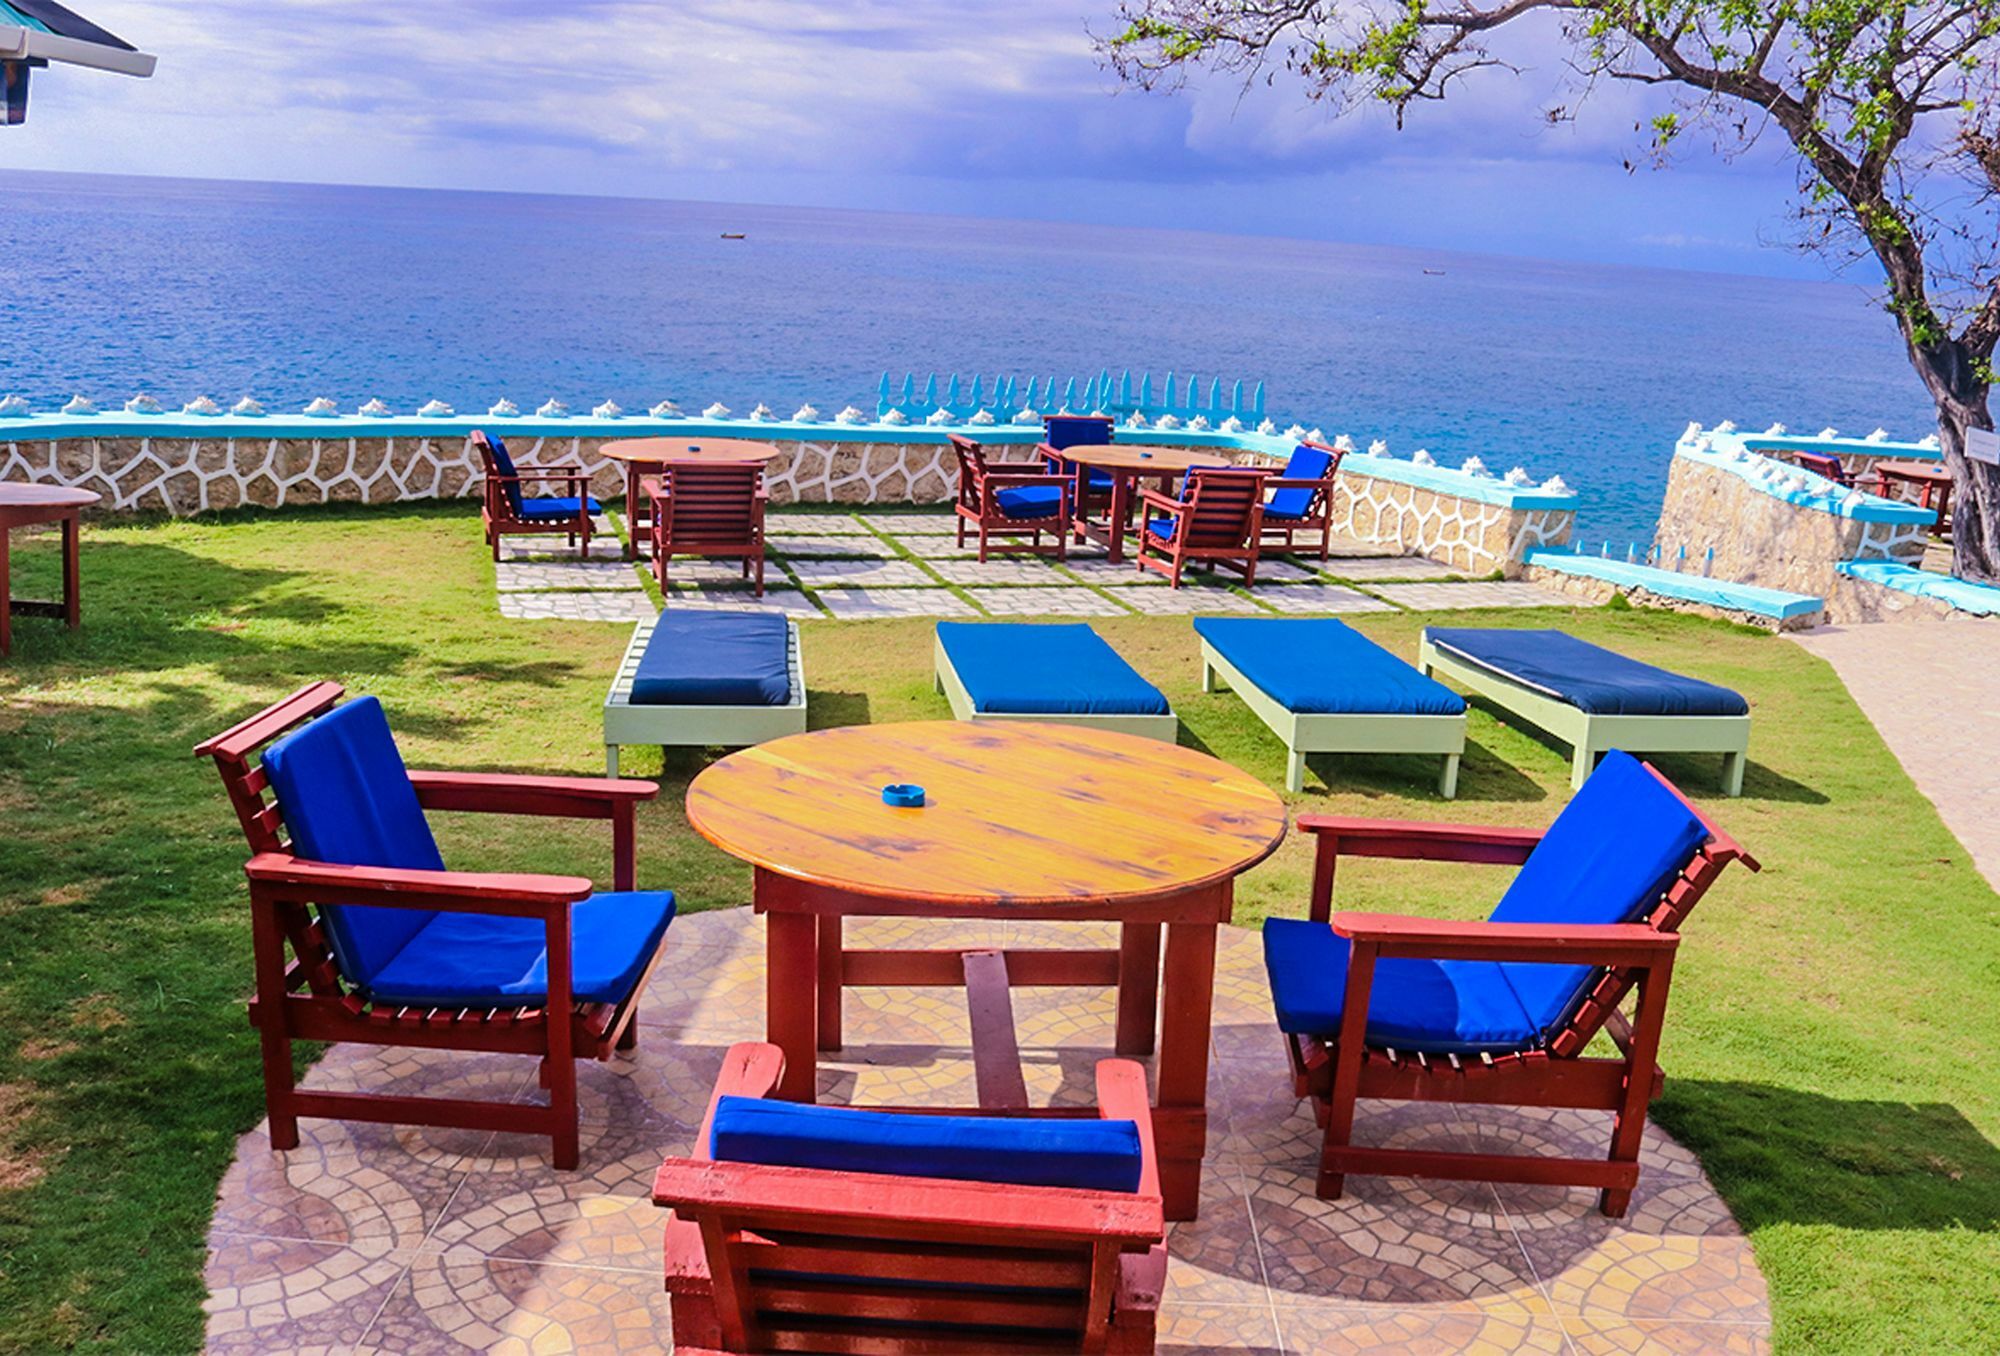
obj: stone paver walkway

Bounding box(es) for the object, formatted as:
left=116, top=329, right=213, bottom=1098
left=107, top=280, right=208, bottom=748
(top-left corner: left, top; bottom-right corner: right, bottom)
left=202, top=910, right=1770, bottom=1354
left=1791, top=620, right=2000, bottom=887
left=488, top=509, right=1592, bottom=626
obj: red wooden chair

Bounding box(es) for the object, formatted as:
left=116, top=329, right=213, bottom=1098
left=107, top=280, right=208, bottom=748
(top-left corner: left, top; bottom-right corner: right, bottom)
left=1134, top=466, right=1271, bottom=588
left=471, top=430, right=601, bottom=561
left=1040, top=413, right=1118, bottom=532
left=949, top=433, right=1073, bottom=562
left=646, top=463, right=768, bottom=596
left=1790, top=449, right=1884, bottom=493
left=655, top=1043, right=1167, bottom=1355
left=1259, top=440, right=1346, bottom=560
left=1263, top=751, right=1758, bottom=1217
left=194, top=683, right=671, bottom=1168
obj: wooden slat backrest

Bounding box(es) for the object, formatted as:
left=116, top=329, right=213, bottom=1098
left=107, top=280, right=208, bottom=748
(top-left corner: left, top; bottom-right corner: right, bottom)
left=664, top=463, right=762, bottom=542
left=949, top=434, right=989, bottom=514
left=1183, top=469, right=1268, bottom=545
left=1544, top=765, right=1759, bottom=1058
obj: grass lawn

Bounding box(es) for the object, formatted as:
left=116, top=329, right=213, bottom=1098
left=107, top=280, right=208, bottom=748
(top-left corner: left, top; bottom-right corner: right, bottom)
left=0, top=500, right=1997, bottom=1353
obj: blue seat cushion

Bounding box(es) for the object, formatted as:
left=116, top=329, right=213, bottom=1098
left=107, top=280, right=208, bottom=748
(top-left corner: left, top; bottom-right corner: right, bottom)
left=1486, top=750, right=1707, bottom=1034
left=261, top=697, right=446, bottom=988
left=1263, top=918, right=1539, bottom=1053
left=364, top=889, right=677, bottom=1007
left=1425, top=628, right=1749, bottom=717
left=937, top=622, right=1170, bottom=717
left=711, top=1096, right=1144, bottom=1193
left=1194, top=618, right=1465, bottom=716
left=994, top=484, right=1063, bottom=519
left=484, top=432, right=524, bottom=514
left=1267, top=444, right=1334, bottom=520
left=1146, top=516, right=1176, bottom=541
left=631, top=612, right=791, bottom=706
left=518, top=495, right=604, bottom=520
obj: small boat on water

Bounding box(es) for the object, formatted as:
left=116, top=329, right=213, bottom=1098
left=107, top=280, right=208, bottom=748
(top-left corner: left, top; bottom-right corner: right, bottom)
left=721, top=232, right=746, bottom=240
left=1423, top=268, right=1446, bottom=276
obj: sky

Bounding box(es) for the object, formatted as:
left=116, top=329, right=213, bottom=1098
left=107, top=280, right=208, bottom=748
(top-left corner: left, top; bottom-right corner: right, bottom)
left=0, top=0, right=1855, bottom=280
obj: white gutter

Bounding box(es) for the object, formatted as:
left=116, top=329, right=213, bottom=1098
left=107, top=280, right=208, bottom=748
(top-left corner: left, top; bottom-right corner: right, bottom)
left=1, top=24, right=156, bottom=78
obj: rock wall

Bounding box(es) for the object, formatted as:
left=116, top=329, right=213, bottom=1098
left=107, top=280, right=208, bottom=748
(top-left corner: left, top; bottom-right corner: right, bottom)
left=1653, top=456, right=1927, bottom=600
left=1328, top=478, right=1573, bottom=576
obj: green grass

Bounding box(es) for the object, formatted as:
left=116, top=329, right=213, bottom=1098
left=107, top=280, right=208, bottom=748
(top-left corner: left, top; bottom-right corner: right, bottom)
left=0, top=501, right=1996, bottom=1352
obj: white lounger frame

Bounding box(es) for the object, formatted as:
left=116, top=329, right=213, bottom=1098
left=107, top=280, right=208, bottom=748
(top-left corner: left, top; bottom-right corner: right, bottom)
left=1199, top=636, right=1465, bottom=796
left=933, top=633, right=1179, bottom=741
left=603, top=615, right=808, bottom=775
left=1417, top=633, right=1748, bottom=796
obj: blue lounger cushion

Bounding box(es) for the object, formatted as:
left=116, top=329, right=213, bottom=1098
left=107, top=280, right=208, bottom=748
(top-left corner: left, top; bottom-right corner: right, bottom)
left=263, top=695, right=675, bottom=1006
left=937, top=622, right=1170, bottom=717
left=365, top=890, right=677, bottom=1007
left=518, top=495, right=604, bottom=520
left=711, top=1096, right=1144, bottom=1193
left=1263, top=750, right=1708, bottom=1051
left=1265, top=444, right=1334, bottom=520
left=1195, top=617, right=1465, bottom=716
left=631, top=612, right=792, bottom=706
left=1426, top=628, right=1749, bottom=717
left=994, top=484, right=1064, bottom=519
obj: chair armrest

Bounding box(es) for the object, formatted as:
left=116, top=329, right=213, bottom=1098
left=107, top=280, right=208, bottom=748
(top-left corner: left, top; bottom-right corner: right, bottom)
left=509, top=470, right=587, bottom=483
left=692, top=1042, right=788, bottom=1161
left=408, top=769, right=660, bottom=818
left=1136, top=488, right=1184, bottom=515
left=1331, top=911, right=1680, bottom=966
left=982, top=472, right=1074, bottom=489
left=1297, top=814, right=1543, bottom=864
left=1266, top=476, right=1339, bottom=493
left=243, top=851, right=590, bottom=917
left=651, top=1159, right=1164, bottom=1247
left=1095, top=1059, right=1161, bottom=1202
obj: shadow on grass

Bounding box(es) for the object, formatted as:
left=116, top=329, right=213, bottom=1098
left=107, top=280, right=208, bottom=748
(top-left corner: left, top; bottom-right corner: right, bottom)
left=809, top=688, right=872, bottom=730
left=1661, top=1080, right=2000, bottom=1234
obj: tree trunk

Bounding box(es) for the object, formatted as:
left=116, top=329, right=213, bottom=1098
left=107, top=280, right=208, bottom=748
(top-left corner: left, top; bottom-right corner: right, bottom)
left=1905, top=342, right=2000, bottom=583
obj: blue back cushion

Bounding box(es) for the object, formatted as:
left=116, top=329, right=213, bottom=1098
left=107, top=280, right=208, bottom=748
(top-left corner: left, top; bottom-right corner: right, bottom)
left=711, top=1096, right=1144, bottom=1193
left=631, top=612, right=792, bottom=706
left=938, top=621, right=1170, bottom=716
left=1425, top=628, right=1750, bottom=717
left=261, top=697, right=444, bottom=987
left=482, top=431, right=524, bottom=514
left=1267, top=444, right=1334, bottom=519
left=1487, top=751, right=1708, bottom=1035
left=1044, top=415, right=1113, bottom=452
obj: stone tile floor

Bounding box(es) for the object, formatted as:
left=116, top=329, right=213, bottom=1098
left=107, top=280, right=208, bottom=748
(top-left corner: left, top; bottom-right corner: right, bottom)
left=203, top=911, right=1770, bottom=1354
left=489, top=510, right=1584, bottom=624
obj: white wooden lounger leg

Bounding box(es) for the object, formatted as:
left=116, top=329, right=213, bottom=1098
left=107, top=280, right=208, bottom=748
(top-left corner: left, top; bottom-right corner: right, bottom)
left=606, top=743, right=620, bottom=778
left=1722, top=749, right=1746, bottom=797
left=1286, top=748, right=1306, bottom=793
left=1439, top=752, right=1460, bottom=799
left=1202, top=658, right=1221, bottom=693
left=1571, top=742, right=1596, bottom=790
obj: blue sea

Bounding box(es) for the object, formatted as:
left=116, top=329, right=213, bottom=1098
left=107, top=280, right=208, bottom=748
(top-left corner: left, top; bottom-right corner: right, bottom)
left=0, top=170, right=1934, bottom=544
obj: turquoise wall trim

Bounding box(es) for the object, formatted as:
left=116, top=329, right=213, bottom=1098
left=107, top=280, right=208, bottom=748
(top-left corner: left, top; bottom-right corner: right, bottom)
left=0, top=413, right=1580, bottom=512
left=1836, top=560, right=2000, bottom=616
left=1739, top=433, right=1941, bottom=464
left=1526, top=548, right=1823, bottom=620
left=1676, top=429, right=1936, bottom=526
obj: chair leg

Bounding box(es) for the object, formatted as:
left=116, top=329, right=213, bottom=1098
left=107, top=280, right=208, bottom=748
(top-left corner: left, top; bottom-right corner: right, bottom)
left=754, top=555, right=765, bottom=599
left=549, top=1053, right=580, bottom=1170
left=617, top=1010, right=640, bottom=1051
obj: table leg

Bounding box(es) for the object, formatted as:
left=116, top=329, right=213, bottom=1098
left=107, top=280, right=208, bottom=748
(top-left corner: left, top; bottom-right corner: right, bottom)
left=817, top=915, right=843, bottom=1052
left=624, top=465, right=641, bottom=560
left=62, top=513, right=80, bottom=629
left=765, top=910, right=819, bottom=1103
left=0, top=528, right=11, bottom=658
left=1157, top=914, right=1219, bottom=1222
left=1115, top=922, right=1160, bottom=1057
left=1105, top=475, right=1131, bottom=564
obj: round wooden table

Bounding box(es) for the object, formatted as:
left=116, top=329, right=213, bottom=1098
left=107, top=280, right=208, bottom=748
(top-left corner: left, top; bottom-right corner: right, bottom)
left=1062, top=444, right=1235, bottom=561
left=0, top=484, right=99, bottom=658
left=598, top=437, right=782, bottom=559
left=687, top=720, right=1287, bottom=1221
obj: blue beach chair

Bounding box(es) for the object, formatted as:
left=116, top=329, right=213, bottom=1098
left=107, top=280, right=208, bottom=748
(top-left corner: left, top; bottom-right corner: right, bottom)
left=473, top=429, right=604, bottom=560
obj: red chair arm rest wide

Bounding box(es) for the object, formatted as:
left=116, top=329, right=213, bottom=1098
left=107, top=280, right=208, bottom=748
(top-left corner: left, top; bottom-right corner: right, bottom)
left=407, top=769, right=659, bottom=815
left=1329, top=911, right=1682, bottom=965
left=982, top=472, right=1074, bottom=489
left=243, top=851, right=592, bottom=916
left=1298, top=813, right=1545, bottom=863
left=1136, top=487, right=1184, bottom=517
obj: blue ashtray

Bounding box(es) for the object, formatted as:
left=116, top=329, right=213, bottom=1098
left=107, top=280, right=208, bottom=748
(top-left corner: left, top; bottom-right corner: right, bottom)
left=881, top=783, right=926, bottom=807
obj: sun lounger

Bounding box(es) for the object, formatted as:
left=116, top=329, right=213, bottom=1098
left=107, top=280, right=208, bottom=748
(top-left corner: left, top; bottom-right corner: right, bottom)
left=1419, top=626, right=1750, bottom=794
left=1194, top=617, right=1467, bottom=795
left=933, top=621, right=1177, bottom=740
left=603, top=612, right=807, bottom=774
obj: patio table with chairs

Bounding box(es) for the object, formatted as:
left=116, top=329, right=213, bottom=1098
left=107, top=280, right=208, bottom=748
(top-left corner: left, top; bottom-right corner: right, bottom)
left=1873, top=457, right=1953, bottom=531
left=1060, top=442, right=1232, bottom=562
left=598, top=436, right=782, bottom=558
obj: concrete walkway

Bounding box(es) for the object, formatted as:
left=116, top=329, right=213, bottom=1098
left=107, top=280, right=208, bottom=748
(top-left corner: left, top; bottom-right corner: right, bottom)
left=1791, top=621, right=2000, bottom=887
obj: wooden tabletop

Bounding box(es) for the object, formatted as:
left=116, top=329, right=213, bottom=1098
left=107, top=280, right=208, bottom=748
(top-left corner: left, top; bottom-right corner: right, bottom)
left=1061, top=445, right=1238, bottom=475
left=1874, top=459, right=1951, bottom=482
left=598, top=437, right=782, bottom=466
left=686, top=721, right=1287, bottom=907
left=0, top=484, right=100, bottom=510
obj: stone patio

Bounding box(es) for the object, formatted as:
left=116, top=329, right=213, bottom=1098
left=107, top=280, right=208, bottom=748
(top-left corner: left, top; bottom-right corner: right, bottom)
left=488, top=510, right=1592, bottom=625
left=202, top=910, right=1771, bottom=1354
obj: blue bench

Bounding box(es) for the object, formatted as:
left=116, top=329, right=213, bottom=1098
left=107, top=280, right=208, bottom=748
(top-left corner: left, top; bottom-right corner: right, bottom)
left=603, top=611, right=808, bottom=773
left=1419, top=627, right=1750, bottom=794
left=933, top=622, right=1177, bottom=740
left=1194, top=617, right=1467, bottom=795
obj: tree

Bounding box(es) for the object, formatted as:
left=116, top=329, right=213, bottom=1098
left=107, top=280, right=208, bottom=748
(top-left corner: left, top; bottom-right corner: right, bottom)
left=1101, top=2, right=2000, bottom=580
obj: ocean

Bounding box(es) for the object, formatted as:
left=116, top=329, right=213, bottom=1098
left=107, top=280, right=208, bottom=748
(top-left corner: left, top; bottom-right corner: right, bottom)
left=0, top=170, right=1935, bottom=544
